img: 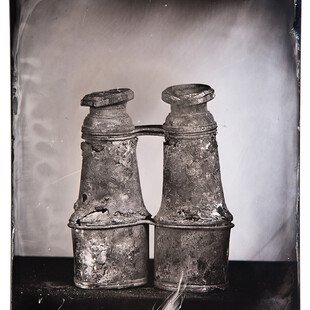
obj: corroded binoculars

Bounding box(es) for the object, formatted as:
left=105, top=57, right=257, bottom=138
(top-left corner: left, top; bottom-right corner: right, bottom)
left=68, top=84, right=234, bottom=292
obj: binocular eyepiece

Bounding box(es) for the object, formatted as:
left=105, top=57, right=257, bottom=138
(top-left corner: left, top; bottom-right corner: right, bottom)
left=68, top=84, right=234, bottom=292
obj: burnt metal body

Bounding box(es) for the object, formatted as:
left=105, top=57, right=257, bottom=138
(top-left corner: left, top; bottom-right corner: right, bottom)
left=68, top=89, right=150, bottom=289
left=154, top=84, right=234, bottom=292
left=69, top=84, right=234, bottom=292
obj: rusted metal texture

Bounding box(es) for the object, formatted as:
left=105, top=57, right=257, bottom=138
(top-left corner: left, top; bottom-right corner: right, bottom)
left=68, top=89, right=150, bottom=289
left=154, top=84, right=234, bottom=292
left=71, top=224, right=149, bottom=289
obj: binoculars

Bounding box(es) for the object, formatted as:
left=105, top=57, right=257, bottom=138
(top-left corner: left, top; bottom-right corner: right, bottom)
left=68, top=84, right=234, bottom=292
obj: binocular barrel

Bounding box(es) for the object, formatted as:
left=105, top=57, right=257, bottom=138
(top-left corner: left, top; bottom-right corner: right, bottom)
left=154, top=84, right=233, bottom=292
left=68, top=89, right=150, bottom=289
left=69, top=84, right=234, bottom=292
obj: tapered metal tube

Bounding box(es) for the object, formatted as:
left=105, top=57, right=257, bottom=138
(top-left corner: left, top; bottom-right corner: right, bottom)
left=154, top=84, right=234, bottom=292
left=68, top=89, right=150, bottom=289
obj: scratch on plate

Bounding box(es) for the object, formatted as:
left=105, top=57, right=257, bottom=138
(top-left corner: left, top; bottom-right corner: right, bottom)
left=50, top=169, right=81, bottom=185
left=57, top=298, right=65, bottom=310
left=82, top=6, right=88, bottom=24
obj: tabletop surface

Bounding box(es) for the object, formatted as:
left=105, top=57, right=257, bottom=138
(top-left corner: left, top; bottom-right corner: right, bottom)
left=12, top=257, right=299, bottom=310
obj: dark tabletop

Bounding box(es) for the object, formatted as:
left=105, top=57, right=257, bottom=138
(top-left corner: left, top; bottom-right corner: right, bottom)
left=12, top=257, right=299, bottom=310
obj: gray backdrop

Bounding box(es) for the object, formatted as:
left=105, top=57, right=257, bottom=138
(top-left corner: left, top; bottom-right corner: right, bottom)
left=13, top=0, right=299, bottom=260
